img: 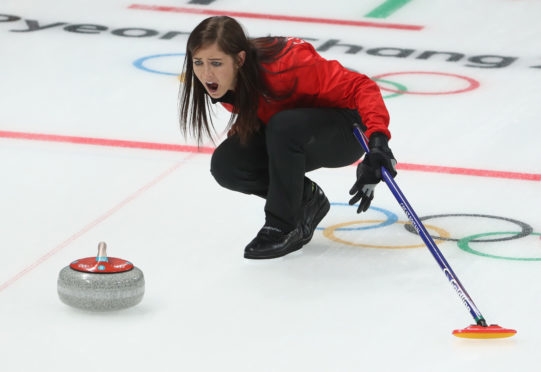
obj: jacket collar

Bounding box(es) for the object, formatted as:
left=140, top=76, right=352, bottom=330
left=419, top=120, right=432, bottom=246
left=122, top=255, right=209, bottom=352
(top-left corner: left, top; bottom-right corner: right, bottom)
left=209, top=90, right=235, bottom=104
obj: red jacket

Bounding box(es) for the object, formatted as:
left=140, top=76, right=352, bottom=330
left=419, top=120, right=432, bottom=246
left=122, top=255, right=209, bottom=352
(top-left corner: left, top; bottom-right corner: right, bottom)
left=222, top=37, right=390, bottom=140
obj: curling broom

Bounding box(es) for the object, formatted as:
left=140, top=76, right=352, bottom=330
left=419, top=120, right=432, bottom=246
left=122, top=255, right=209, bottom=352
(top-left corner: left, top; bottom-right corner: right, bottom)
left=353, top=124, right=516, bottom=339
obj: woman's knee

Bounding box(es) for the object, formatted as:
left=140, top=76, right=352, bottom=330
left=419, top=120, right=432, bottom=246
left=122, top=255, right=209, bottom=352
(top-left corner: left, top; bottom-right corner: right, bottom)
left=210, top=144, right=235, bottom=188
left=210, top=137, right=268, bottom=194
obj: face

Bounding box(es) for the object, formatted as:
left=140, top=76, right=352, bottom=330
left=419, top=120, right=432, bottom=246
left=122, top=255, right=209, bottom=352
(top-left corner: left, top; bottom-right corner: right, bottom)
left=192, top=43, right=246, bottom=99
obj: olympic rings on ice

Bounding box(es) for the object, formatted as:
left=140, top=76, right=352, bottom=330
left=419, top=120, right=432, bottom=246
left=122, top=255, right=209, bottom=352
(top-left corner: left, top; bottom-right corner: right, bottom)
left=131, top=54, right=480, bottom=99
left=321, top=207, right=538, bottom=261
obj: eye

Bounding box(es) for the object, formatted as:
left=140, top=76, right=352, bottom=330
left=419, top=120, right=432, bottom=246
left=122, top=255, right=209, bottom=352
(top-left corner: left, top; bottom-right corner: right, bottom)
left=211, top=61, right=222, bottom=67
left=193, top=60, right=203, bottom=66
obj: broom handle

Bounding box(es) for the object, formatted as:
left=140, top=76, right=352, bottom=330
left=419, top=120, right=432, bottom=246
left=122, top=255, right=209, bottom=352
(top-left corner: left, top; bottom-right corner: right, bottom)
left=353, top=124, right=487, bottom=326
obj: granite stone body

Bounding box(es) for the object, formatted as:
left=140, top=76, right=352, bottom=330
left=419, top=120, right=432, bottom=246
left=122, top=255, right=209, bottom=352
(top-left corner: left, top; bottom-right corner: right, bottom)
left=57, top=266, right=145, bottom=311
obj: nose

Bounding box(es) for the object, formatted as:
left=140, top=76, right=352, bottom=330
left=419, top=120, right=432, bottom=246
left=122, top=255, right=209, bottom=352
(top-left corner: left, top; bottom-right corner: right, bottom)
left=203, top=65, right=214, bottom=81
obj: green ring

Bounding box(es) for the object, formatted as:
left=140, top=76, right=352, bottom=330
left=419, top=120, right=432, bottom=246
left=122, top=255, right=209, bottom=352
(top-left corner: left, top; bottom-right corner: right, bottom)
left=373, top=78, right=408, bottom=99
left=457, top=232, right=541, bottom=261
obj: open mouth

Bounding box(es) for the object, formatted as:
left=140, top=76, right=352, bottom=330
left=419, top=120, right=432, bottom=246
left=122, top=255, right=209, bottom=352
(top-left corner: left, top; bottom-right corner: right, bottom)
left=206, top=82, right=219, bottom=93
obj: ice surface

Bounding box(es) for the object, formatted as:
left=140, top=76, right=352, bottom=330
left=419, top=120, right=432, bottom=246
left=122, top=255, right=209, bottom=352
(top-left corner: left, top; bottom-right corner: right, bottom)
left=0, top=1, right=540, bottom=371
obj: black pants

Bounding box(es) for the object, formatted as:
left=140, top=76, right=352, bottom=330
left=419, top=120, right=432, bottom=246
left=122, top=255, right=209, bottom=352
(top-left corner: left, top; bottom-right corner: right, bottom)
left=210, top=108, right=365, bottom=231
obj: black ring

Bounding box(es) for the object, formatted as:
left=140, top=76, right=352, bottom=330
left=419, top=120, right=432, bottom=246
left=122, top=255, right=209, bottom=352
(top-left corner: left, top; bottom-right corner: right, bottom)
left=403, top=213, right=533, bottom=242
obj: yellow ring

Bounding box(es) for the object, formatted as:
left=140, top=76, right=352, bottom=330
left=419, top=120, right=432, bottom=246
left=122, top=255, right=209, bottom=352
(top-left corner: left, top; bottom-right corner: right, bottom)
left=323, top=220, right=451, bottom=249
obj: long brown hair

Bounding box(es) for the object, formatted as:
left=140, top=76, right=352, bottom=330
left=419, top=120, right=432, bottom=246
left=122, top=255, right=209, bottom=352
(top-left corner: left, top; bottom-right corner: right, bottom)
left=179, top=16, right=291, bottom=144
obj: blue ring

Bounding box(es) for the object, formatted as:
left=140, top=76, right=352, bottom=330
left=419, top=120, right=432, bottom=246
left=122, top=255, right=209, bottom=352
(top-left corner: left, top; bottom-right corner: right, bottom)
left=132, top=53, right=185, bottom=76
left=316, top=204, right=398, bottom=231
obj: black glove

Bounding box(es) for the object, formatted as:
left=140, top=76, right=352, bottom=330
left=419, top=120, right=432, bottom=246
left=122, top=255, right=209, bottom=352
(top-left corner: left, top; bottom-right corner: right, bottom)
left=349, top=132, right=397, bottom=213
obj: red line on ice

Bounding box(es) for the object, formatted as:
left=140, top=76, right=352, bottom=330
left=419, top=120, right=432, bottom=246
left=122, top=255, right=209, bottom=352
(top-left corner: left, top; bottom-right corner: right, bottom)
left=1, top=129, right=539, bottom=181
left=127, top=4, right=424, bottom=31
left=395, top=162, right=540, bottom=181
left=0, top=130, right=214, bottom=154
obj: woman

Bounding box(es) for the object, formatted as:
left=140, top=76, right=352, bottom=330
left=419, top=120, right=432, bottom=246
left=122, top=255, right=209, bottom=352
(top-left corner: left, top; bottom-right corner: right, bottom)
left=180, top=16, right=396, bottom=259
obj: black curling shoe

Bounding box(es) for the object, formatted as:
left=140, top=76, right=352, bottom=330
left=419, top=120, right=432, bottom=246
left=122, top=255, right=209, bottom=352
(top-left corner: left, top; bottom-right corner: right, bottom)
left=244, top=225, right=304, bottom=259
left=301, top=182, right=330, bottom=244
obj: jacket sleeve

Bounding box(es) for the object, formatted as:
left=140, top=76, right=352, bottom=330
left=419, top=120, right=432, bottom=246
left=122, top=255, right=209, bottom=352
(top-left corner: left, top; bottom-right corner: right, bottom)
left=292, top=44, right=391, bottom=140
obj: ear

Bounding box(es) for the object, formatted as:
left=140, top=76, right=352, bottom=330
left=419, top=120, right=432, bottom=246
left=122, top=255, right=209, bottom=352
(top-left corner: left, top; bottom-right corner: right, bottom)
left=236, top=50, right=246, bottom=68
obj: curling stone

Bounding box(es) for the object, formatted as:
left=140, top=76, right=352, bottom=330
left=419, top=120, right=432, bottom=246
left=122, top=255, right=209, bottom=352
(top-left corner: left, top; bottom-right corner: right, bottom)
left=57, top=242, right=144, bottom=311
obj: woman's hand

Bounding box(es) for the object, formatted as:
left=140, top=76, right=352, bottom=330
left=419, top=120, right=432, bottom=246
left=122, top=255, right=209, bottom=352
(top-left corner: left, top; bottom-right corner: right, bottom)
left=349, top=133, right=397, bottom=213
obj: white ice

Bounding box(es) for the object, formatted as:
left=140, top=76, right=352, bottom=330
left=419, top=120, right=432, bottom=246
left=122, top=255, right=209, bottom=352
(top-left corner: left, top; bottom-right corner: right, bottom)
left=0, top=1, right=540, bottom=371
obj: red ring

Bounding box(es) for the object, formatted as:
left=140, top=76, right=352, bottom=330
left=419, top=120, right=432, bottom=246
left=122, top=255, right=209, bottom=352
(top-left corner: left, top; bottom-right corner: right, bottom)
left=372, top=71, right=480, bottom=95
